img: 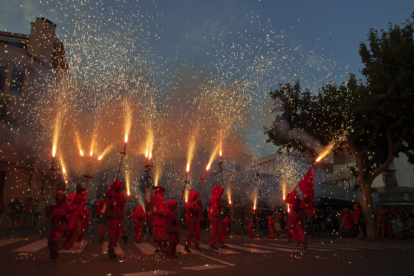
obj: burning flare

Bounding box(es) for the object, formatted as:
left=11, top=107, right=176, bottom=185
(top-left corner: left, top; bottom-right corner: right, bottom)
left=125, top=170, right=130, bottom=196
left=186, top=163, right=190, bottom=173
left=123, top=98, right=132, bottom=143
left=207, top=143, right=220, bottom=170
left=52, top=146, right=56, bottom=157
left=185, top=189, right=189, bottom=203
left=98, top=144, right=114, bottom=161
left=80, top=150, right=83, bottom=157
left=316, top=143, right=335, bottom=162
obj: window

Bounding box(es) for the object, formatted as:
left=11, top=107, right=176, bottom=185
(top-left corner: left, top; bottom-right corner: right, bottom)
left=0, top=63, right=7, bottom=91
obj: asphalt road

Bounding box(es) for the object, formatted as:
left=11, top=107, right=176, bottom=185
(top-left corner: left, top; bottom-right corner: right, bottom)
left=1, top=225, right=413, bottom=276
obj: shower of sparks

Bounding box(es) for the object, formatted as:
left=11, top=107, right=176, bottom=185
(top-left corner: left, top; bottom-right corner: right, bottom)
left=4, top=0, right=353, bottom=208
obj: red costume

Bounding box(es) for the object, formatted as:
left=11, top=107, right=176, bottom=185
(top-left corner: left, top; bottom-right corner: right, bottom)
left=248, top=218, right=255, bottom=238
left=222, top=216, right=231, bottom=238
left=341, top=208, right=353, bottom=230
left=63, top=189, right=87, bottom=249
left=284, top=190, right=306, bottom=245
left=45, top=190, right=74, bottom=260
left=131, top=205, right=146, bottom=242
left=185, top=190, right=204, bottom=250
left=208, top=186, right=224, bottom=248
left=150, top=186, right=168, bottom=245
left=268, top=216, right=275, bottom=239
left=163, top=199, right=180, bottom=258
left=103, top=179, right=126, bottom=258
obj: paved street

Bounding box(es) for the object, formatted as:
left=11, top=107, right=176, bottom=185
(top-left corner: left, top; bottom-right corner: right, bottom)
left=1, top=225, right=413, bottom=276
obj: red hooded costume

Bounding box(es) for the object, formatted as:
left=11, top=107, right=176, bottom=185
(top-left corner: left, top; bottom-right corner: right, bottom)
left=163, top=199, right=180, bottom=258
left=208, top=186, right=224, bottom=247
left=103, top=179, right=126, bottom=250
left=268, top=216, right=275, bottom=239
left=221, top=216, right=231, bottom=238
left=249, top=218, right=255, bottom=238
left=185, top=190, right=204, bottom=249
left=131, top=205, right=146, bottom=242
left=45, top=190, right=74, bottom=260
left=341, top=208, right=353, bottom=230
left=151, top=186, right=168, bottom=243
left=63, top=189, right=87, bottom=249
left=284, top=190, right=306, bottom=244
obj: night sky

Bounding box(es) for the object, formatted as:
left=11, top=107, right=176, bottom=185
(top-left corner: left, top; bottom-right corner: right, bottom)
left=1, top=0, right=413, bottom=158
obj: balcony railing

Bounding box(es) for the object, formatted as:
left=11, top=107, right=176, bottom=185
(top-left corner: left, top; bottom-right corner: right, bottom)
left=321, top=177, right=358, bottom=189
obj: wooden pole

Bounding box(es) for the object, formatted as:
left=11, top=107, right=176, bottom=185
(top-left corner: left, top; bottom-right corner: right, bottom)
left=116, top=143, right=127, bottom=180
left=178, top=173, right=189, bottom=210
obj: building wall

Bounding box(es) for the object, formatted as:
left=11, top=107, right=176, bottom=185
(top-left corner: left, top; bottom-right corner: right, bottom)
left=0, top=161, right=53, bottom=228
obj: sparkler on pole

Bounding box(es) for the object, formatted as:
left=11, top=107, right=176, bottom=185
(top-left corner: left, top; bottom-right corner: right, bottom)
left=116, top=135, right=128, bottom=180
left=198, top=164, right=210, bottom=194
left=178, top=165, right=190, bottom=210
left=81, top=150, right=94, bottom=190
left=50, top=146, right=57, bottom=198
left=144, top=151, right=153, bottom=224
left=217, top=150, right=225, bottom=187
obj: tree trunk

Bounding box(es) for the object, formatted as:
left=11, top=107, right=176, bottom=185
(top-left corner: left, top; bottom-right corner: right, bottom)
left=359, top=176, right=376, bottom=239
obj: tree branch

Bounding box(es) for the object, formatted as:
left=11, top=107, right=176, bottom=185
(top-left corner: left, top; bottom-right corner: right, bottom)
left=360, top=122, right=379, bottom=156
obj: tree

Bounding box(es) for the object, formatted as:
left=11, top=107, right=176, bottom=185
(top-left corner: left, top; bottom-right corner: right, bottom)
left=264, top=13, right=414, bottom=239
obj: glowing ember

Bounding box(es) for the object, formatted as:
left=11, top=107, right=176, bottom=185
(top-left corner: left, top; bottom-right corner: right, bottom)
left=186, top=164, right=190, bottom=172
left=220, top=150, right=222, bottom=157
left=253, top=205, right=256, bottom=210
left=149, top=152, right=152, bottom=159
left=229, top=200, right=231, bottom=204
left=125, top=135, right=128, bottom=143
left=52, top=146, right=56, bottom=157
left=127, top=190, right=130, bottom=196
left=80, top=150, right=83, bottom=156
left=206, top=164, right=210, bottom=171
left=145, top=151, right=148, bottom=158
left=90, top=150, right=93, bottom=157
left=62, top=168, right=66, bottom=174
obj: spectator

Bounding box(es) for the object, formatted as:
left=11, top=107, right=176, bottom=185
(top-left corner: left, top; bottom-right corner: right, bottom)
left=397, top=217, right=405, bottom=239
left=305, top=213, right=313, bottom=236
left=375, top=205, right=385, bottom=239
left=408, top=217, right=413, bottom=240
left=0, top=199, right=4, bottom=227
left=390, top=215, right=398, bottom=239
left=320, top=211, right=326, bottom=233
left=353, top=204, right=365, bottom=239
left=33, top=197, right=41, bottom=230
left=313, top=214, right=321, bottom=236
left=325, top=213, right=334, bottom=236
left=336, top=212, right=344, bottom=238
left=8, top=197, right=23, bottom=229
left=25, top=198, right=34, bottom=227
left=341, top=208, right=353, bottom=238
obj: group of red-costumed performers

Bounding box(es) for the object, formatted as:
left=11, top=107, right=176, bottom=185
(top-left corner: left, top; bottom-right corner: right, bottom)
left=45, top=185, right=92, bottom=261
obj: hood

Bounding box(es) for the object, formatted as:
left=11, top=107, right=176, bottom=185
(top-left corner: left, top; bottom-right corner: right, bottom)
left=189, top=190, right=198, bottom=201
left=209, top=186, right=225, bottom=205
left=250, top=218, right=253, bottom=222
left=136, top=205, right=145, bottom=217
left=167, top=199, right=177, bottom=211
left=106, top=179, right=124, bottom=197
left=284, top=190, right=299, bottom=204
left=223, top=216, right=230, bottom=223
left=152, top=185, right=166, bottom=194
left=354, top=204, right=362, bottom=211
left=55, top=190, right=66, bottom=204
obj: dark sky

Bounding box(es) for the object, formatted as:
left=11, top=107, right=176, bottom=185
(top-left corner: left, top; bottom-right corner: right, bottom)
left=1, top=0, right=413, bottom=158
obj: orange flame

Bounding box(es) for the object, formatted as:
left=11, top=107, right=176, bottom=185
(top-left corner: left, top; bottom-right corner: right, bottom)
left=52, top=146, right=56, bottom=157
left=207, top=143, right=220, bottom=170
left=316, top=143, right=334, bottom=162
left=220, top=150, right=222, bottom=157
left=206, top=164, right=211, bottom=171
left=186, top=164, right=190, bottom=172
left=90, top=150, right=93, bottom=157
left=149, top=152, right=152, bottom=159
left=80, top=150, right=83, bottom=157
left=125, top=135, right=128, bottom=143
left=145, top=151, right=148, bottom=158
left=97, top=144, right=114, bottom=161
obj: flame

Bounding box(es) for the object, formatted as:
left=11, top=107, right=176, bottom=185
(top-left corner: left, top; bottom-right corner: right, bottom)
left=316, top=143, right=335, bottom=162
left=90, top=150, right=93, bottom=157
left=123, top=98, right=132, bottom=144
left=62, top=168, right=66, bottom=174
left=149, top=152, right=152, bottom=159
left=145, top=128, right=154, bottom=160
left=75, top=132, right=82, bottom=156
left=97, top=143, right=114, bottom=161
left=52, top=146, right=56, bottom=157
left=186, top=163, right=190, bottom=172
left=207, top=143, right=220, bottom=170
left=80, top=150, right=83, bottom=157
left=282, top=184, right=286, bottom=200
left=125, top=170, right=130, bottom=196
left=186, top=123, right=200, bottom=175
left=229, top=200, right=231, bottom=204
left=227, top=188, right=232, bottom=205
left=220, top=150, right=222, bottom=157
left=206, top=164, right=211, bottom=171
left=288, top=205, right=290, bottom=213
left=185, top=189, right=189, bottom=203
left=253, top=205, right=256, bottom=210
left=145, top=151, right=148, bottom=158
left=52, top=111, right=63, bottom=158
